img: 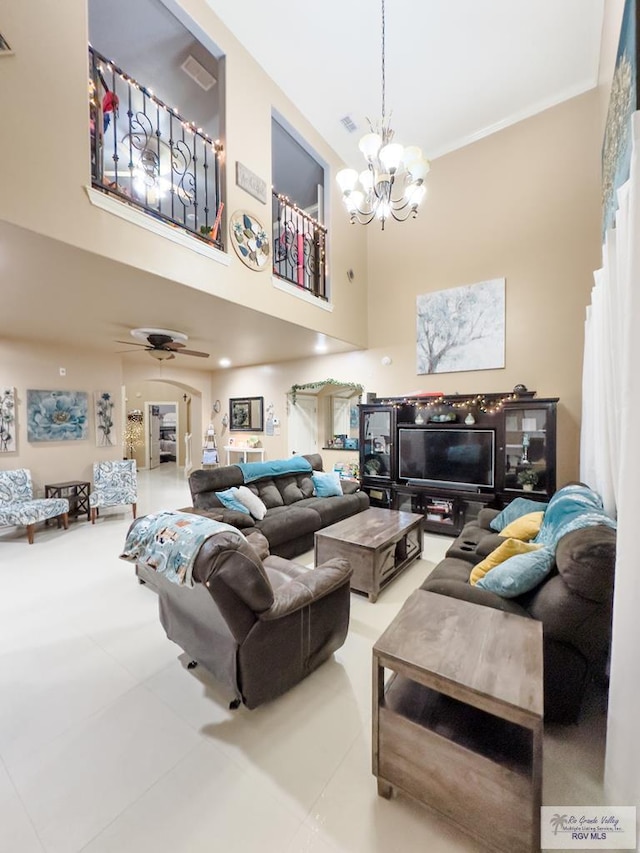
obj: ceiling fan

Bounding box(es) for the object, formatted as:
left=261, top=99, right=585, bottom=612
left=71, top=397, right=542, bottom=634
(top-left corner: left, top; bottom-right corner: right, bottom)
left=116, top=328, right=209, bottom=360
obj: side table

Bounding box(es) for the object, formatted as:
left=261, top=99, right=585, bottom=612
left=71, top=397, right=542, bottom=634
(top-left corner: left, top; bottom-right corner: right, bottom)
left=373, top=590, right=543, bottom=853
left=45, top=481, right=91, bottom=521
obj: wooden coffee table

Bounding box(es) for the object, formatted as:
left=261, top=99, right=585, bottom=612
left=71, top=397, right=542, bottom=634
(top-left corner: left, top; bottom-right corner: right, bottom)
left=314, top=507, right=423, bottom=602
left=373, top=591, right=543, bottom=852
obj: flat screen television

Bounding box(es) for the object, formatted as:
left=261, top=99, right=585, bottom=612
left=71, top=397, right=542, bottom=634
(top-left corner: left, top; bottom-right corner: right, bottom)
left=398, top=428, right=495, bottom=490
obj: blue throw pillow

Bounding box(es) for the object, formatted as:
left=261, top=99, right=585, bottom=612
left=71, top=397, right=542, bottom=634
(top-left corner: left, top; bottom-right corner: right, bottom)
left=312, top=472, right=343, bottom=498
left=475, top=547, right=555, bottom=597
left=215, top=488, right=250, bottom=514
left=489, top=497, right=548, bottom=532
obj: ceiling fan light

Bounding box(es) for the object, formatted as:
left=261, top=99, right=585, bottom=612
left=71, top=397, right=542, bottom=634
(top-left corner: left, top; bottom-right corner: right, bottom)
left=149, top=349, right=175, bottom=360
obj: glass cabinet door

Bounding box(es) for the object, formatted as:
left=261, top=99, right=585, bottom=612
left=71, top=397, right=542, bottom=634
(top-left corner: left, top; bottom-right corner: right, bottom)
left=503, top=406, right=549, bottom=494
left=361, top=409, right=392, bottom=481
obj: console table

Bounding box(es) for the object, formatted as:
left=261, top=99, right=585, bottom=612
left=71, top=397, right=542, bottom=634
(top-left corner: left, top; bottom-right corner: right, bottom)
left=373, top=590, right=543, bottom=852
left=224, top=446, right=265, bottom=465
left=44, top=480, right=90, bottom=521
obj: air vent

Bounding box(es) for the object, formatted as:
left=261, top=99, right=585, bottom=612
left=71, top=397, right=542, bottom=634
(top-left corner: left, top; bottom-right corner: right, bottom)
left=340, top=115, right=358, bottom=134
left=180, top=55, right=216, bottom=91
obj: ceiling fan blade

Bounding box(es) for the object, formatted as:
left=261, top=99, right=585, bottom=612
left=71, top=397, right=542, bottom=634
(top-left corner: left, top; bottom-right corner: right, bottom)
left=177, top=348, right=210, bottom=358
left=164, top=341, right=186, bottom=350
left=115, top=340, right=148, bottom=347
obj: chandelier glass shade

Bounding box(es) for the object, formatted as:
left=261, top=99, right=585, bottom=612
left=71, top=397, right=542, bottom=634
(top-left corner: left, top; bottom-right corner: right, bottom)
left=336, top=0, right=430, bottom=229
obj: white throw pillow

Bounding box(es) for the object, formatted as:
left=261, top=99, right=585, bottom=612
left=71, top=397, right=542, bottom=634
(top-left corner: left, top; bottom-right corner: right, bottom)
left=233, top=485, right=267, bottom=520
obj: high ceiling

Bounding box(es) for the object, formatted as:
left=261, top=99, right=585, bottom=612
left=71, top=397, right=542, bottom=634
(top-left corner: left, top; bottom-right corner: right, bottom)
left=2, top=0, right=606, bottom=371
left=207, top=0, right=605, bottom=164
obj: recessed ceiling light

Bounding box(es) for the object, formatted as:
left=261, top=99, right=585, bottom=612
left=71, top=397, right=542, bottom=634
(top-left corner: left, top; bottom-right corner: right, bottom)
left=219, top=357, right=231, bottom=368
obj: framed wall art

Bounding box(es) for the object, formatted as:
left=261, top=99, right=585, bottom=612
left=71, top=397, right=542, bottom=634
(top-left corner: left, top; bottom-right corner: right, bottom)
left=27, top=389, right=89, bottom=442
left=602, top=0, right=639, bottom=234
left=95, top=391, right=116, bottom=447
left=0, top=387, right=16, bottom=452
left=416, top=278, right=505, bottom=375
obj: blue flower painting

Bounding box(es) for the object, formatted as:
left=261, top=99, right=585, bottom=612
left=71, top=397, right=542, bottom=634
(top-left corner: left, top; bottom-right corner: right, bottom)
left=27, top=390, right=89, bottom=442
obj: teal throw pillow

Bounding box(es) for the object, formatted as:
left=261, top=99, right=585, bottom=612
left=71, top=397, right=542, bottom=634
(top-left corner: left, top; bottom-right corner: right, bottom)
left=312, top=471, right=343, bottom=498
left=489, top=497, right=548, bottom=532
left=475, top=547, right=555, bottom=598
left=215, top=488, right=250, bottom=514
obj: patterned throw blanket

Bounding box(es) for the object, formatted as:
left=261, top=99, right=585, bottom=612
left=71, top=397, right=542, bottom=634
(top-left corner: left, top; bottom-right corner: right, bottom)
left=120, top=510, right=239, bottom=587
left=535, top=484, right=617, bottom=549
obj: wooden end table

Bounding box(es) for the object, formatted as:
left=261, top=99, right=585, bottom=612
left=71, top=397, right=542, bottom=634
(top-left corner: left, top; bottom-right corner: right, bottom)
left=45, top=480, right=91, bottom=521
left=314, top=507, right=423, bottom=602
left=373, top=590, right=543, bottom=853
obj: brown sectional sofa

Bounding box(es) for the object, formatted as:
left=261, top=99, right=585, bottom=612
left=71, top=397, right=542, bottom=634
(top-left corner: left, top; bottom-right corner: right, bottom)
left=187, top=453, right=370, bottom=558
left=420, top=505, right=616, bottom=723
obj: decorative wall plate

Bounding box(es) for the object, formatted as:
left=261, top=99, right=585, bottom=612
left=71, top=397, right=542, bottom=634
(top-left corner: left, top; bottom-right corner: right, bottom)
left=213, top=399, right=221, bottom=413
left=229, top=210, right=270, bottom=271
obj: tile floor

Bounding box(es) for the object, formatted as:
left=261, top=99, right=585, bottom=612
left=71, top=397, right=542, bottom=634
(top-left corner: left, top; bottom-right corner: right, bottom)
left=0, top=464, right=608, bottom=853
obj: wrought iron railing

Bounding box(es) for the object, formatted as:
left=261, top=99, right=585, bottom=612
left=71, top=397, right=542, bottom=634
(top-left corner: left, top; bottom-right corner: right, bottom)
left=89, top=47, right=224, bottom=250
left=272, top=192, right=327, bottom=300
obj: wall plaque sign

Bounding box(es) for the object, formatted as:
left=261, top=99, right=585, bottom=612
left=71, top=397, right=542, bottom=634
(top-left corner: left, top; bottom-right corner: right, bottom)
left=236, top=161, right=267, bottom=205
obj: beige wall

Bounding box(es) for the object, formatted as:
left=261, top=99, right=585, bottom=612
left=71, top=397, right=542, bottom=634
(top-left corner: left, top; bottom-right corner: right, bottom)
left=0, top=0, right=368, bottom=348
left=215, top=91, right=603, bottom=487
left=0, top=340, right=123, bottom=493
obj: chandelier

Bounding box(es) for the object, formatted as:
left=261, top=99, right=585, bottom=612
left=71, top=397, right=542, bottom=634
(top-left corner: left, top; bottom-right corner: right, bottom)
left=336, top=0, right=430, bottom=229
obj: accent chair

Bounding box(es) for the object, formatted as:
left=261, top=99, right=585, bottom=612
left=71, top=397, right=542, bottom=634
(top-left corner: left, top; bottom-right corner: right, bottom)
left=89, top=460, right=137, bottom=523
left=0, top=468, right=69, bottom=544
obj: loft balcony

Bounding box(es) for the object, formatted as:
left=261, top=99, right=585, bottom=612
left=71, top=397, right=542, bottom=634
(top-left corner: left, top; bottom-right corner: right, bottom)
left=89, top=46, right=224, bottom=250
left=272, top=191, right=327, bottom=301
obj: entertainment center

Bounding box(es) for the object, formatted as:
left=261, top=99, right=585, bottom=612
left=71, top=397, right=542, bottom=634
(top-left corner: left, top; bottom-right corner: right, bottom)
left=359, top=392, right=557, bottom=534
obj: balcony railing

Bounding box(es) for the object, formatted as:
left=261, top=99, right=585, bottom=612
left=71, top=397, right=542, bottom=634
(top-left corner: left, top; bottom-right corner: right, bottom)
left=89, top=47, right=224, bottom=250
left=272, top=192, right=327, bottom=300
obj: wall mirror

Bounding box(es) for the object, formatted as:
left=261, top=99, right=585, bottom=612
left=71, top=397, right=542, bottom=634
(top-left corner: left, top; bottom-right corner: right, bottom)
left=229, top=397, right=264, bottom=431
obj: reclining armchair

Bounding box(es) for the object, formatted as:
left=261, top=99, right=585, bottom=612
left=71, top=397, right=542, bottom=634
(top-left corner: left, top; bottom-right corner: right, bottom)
left=0, top=468, right=69, bottom=544
left=135, top=526, right=352, bottom=709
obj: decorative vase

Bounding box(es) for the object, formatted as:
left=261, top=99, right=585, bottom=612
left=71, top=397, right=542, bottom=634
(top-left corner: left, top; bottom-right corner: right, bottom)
left=464, top=413, right=476, bottom=425
left=522, top=483, right=534, bottom=492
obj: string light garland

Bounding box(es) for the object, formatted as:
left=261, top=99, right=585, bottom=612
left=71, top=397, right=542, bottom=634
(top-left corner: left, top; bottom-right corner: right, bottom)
left=374, top=392, right=529, bottom=415
left=273, top=191, right=327, bottom=234
left=92, top=55, right=224, bottom=161
left=290, top=380, right=364, bottom=406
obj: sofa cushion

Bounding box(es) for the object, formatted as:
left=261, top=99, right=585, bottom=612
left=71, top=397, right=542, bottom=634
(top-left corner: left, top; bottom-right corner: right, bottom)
left=312, top=471, right=343, bottom=497
left=475, top=547, right=555, bottom=597
left=249, top=478, right=284, bottom=509
left=420, top=559, right=531, bottom=617
left=499, top=511, right=544, bottom=541
left=297, top=492, right=369, bottom=526
left=215, top=488, right=251, bottom=515
left=470, top=538, right=542, bottom=585
left=489, top=497, right=548, bottom=532
left=234, top=486, right=267, bottom=520
left=276, top=473, right=314, bottom=505
left=256, top=505, right=320, bottom=548
left=555, top=525, right=617, bottom=602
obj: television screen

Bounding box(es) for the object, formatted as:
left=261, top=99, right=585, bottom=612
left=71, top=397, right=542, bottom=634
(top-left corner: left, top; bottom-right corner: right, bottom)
left=398, top=428, right=495, bottom=489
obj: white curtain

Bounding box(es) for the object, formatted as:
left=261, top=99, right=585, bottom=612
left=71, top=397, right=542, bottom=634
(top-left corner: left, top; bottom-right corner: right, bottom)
left=584, top=113, right=640, bottom=811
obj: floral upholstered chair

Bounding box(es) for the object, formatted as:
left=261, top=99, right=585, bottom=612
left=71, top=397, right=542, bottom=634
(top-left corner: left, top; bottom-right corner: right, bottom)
left=89, top=460, right=137, bottom=523
left=0, top=468, right=69, bottom=544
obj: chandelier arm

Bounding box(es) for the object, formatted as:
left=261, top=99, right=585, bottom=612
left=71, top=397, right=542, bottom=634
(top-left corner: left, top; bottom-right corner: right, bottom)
left=389, top=205, right=419, bottom=223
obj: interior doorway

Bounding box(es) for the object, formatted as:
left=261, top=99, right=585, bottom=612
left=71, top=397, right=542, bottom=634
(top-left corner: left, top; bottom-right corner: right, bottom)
left=287, top=394, right=318, bottom=456
left=144, top=401, right=178, bottom=469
